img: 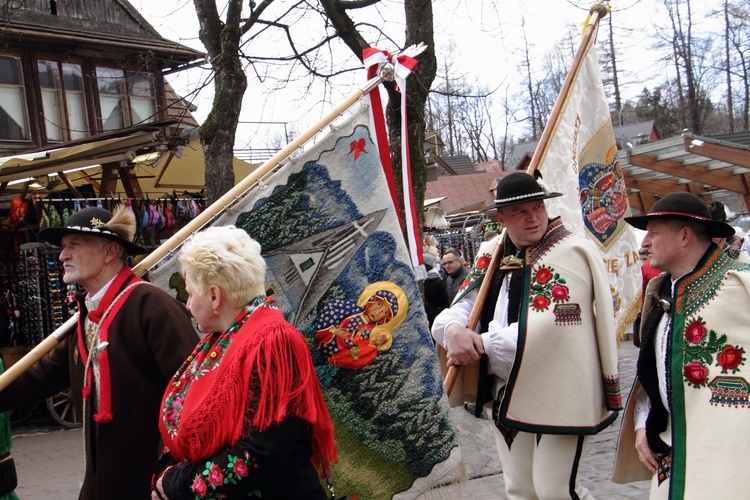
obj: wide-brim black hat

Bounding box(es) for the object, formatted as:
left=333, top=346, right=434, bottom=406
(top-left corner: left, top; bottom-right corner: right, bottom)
left=492, top=171, right=562, bottom=209
left=624, top=192, right=735, bottom=238
left=39, top=207, right=147, bottom=255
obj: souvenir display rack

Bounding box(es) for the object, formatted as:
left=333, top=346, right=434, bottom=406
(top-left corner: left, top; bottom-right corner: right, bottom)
left=3, top=193, right=205, bottom=350
left=426, top=221, right=500, bottom=265
left=35, top=194, right=206, bottom=249
left=15, top=246, right=81, bottom=348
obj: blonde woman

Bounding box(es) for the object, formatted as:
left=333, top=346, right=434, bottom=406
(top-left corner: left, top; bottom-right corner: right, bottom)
left=152, top=226, right=336, bottom=500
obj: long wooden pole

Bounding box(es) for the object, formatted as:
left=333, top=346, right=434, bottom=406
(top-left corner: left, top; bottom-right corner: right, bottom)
left=444, top=4, right=607, bottom=396
left=0, top=48, right=425, bottom=391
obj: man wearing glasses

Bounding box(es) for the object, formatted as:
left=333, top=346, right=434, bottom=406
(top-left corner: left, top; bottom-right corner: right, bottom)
left=440, top=248, right=469, bottom=302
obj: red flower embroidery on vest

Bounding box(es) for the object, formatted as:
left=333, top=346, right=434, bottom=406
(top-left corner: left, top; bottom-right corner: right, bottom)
left=682, top=315, right=746, bottom=387
left=533, top=295, right=551, bottom=311
left=530, top=265, right=570, bottom=312
left=684, top=319, right=707, bottom=344
left=717, top=345, right=745, bottom=372
left=535, top=267, right=552, bottom=284
left=476, top=254, right=491, bottom=270
left=683, top=362, right=708, bottom=386
left=551, top=284, right=569, bottom=301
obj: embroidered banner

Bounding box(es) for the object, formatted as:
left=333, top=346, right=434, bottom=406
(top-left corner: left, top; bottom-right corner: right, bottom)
left=150, top=104, right=460, bottom=499
left=533, top=22, right=641, bottom=340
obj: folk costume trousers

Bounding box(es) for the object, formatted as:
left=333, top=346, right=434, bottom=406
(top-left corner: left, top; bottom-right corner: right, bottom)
left=492, top=426, right=593, bottom=500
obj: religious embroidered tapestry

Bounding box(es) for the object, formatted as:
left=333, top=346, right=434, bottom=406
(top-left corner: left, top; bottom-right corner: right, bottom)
left=150, top=104, right=461, bottom=499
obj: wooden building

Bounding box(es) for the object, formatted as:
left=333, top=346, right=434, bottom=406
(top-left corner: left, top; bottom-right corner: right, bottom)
left=0, top=0, right=213, bottom=199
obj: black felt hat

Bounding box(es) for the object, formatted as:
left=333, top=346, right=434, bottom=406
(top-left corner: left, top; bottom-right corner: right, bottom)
left=39, top=206, right=147, bottom=255
left=625, top=192, right=735, bottom=238
left=709, top=201, right=728, bottom=222
left=492, top=172, right=562, bottom=209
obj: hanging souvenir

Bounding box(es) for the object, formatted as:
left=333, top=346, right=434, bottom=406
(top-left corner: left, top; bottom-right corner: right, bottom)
left=39, top=204, right=50, bottom=230
left=163, top=199, right=174, bottom=231
left=48, top=204, right=62, bottom=227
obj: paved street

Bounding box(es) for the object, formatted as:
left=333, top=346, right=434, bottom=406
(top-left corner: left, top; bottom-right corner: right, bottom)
left=421, top=341, right=650, bottom=499
left=9, top=343, right=648, bottom=499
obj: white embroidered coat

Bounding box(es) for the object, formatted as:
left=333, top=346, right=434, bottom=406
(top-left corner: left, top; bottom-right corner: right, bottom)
left=439, top=218, right=622, bottom=433
left=613, top=246, right=750, bottom=497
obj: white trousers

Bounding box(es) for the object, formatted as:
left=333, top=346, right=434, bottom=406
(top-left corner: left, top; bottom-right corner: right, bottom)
left=492, top=425, right=594, bottom=500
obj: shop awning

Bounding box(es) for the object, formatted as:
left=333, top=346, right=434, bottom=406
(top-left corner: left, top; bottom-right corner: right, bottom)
left=619, top=133, right=750, bottom=214
left=0, top=126, right=257, bottom=198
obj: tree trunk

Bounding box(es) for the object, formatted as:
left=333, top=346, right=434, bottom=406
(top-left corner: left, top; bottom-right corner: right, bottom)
left=193, top=0, right=248, bottom=205
left=724, top=0, right=734, bottom=132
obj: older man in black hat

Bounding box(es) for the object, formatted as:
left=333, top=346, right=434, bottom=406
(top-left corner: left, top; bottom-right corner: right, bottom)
left=613, top=192, right=750, bottom=498
left=433, top=171, right=622, bottom=499
left=0, top=206, right=198, bottom=500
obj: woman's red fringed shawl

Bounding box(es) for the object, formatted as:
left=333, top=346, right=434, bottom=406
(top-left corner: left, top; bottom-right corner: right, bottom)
left=160, top=306, right=336, bottom=469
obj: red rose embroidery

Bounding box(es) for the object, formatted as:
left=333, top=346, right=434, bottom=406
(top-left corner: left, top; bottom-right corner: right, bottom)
left=234, top=458, right=249, bottom=477
left=684, top=320, right=707, bottom=344
left=551, top=284, right=569, bottom=301
left=535, top=267, right=552, bottom=284
left=192, top=476, right=208, bottom=496
left=683, top=362, right=708, bottom=386
left=476, top=255, right=491, bottom=270
left=718, top=345, right=744, bottom=371
left=208, top=464, right=224, bottom=486
left=532, top=295, right=551, bottom=310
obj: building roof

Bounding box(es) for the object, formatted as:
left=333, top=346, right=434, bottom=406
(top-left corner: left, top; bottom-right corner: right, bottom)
left=0, top=121, right=255, bottom=197
left=474, top=160, right=503, bottom=173
left=619, top=132, right=750, bottom=214
left=612, top=120, right=656, bottom=147
left=435, top=155, right=475, bottom=176
left=425, top=171, right=508, bottom=215
left=506, top=141, right=539, bottom=169
left=2, top=2, right=203, bottom=68
left=708, top=131, right=750, bottom=148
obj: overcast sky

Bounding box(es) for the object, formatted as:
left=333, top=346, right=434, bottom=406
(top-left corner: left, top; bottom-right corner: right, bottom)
left=136, top=0, right=717, bottom=147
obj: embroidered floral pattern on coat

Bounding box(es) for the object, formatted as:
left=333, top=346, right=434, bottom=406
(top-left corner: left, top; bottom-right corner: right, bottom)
left=191, top=452, right=260, bottom=498
left=682, top=316, right=746, bottom=388
left=529, top=265, right=570, bottom=312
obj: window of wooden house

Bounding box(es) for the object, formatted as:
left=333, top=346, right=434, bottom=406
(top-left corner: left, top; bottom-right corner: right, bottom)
left=96, top=67, right=128, bottom=131
left=38, top=60, right=89, bottom=141
left=0, top=55, right=31, bottom=141
left=96, top=67, right=157, bottom=131
left=128, top=72, right=157, bottom=124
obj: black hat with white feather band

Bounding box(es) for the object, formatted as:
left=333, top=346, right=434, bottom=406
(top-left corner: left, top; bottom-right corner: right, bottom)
left=39, top=206, right=147, bottom=255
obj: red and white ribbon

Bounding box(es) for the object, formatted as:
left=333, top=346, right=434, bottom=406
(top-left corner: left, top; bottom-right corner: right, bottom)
left=363, top=48, right=424, bottom=275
